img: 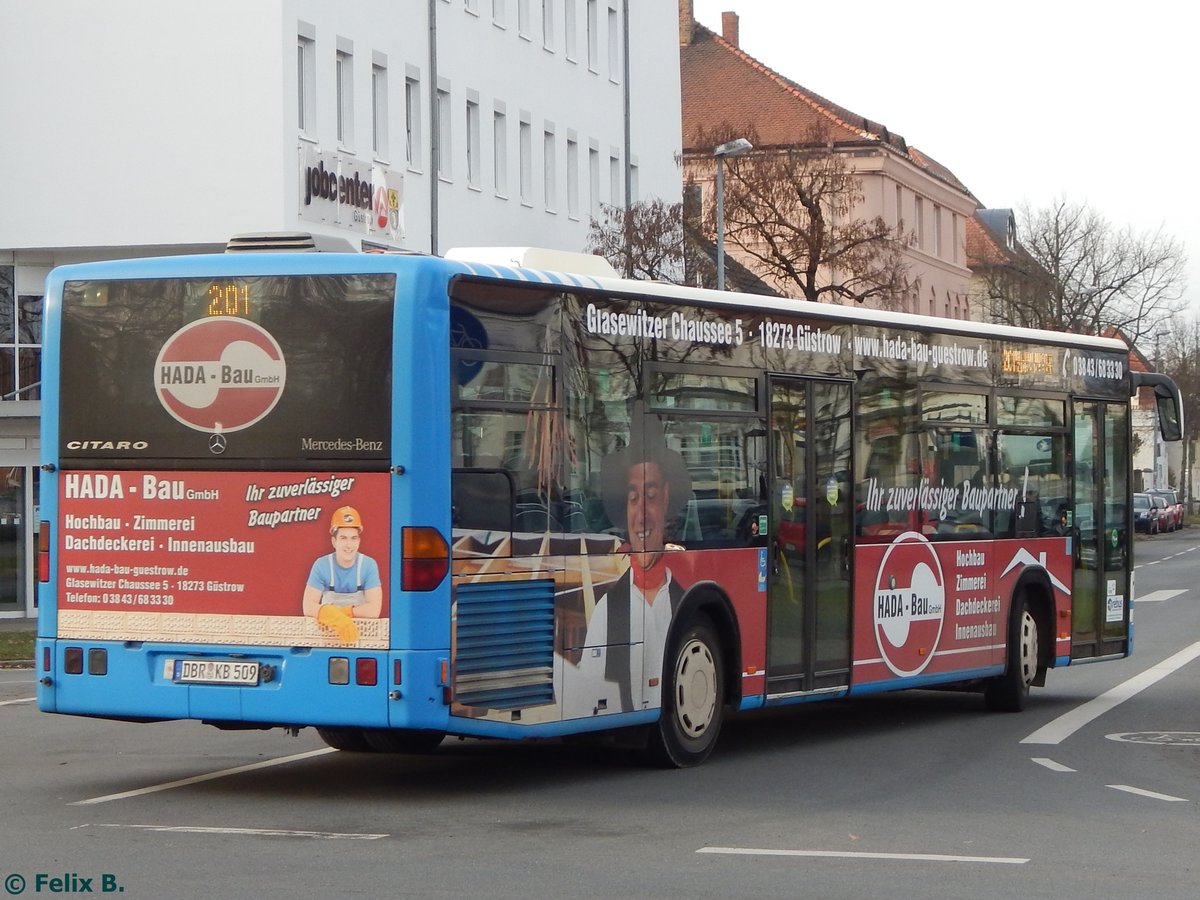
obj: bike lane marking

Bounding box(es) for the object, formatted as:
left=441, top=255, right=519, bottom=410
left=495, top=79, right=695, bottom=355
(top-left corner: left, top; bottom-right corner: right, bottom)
left=697, top=847, right=1028, bottom=865
left=71, top=747, right=336, bottom=805
left=1106, top=784, right=1188, bottom=803
left=1020, top=641, right=1200, bottom=746
left=74, top=823, right=387, bottom=839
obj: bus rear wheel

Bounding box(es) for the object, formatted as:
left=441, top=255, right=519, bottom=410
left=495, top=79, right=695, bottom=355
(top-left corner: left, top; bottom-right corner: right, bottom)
left=642, top=615, right=725, bottom=768
left=363, top=729, right=445, bottom=754
left=985, top=598, right=1040, bottom=712
left=315, top=727, right=374, bottom=752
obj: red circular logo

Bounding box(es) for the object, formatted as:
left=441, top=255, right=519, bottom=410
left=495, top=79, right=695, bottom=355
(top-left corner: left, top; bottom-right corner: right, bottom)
left=872, top=532, right=946, bottom=676
left=154, top=318, right=286, bottom=433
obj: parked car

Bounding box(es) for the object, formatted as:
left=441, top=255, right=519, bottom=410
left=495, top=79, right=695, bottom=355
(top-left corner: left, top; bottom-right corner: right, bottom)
left=1133, top=492, right=1160, bottom=534
left=1148, top=489, right=1184, bottom=531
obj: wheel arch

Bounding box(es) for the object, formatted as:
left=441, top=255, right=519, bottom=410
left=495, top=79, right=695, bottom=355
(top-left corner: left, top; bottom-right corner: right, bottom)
left=674, top=580, right=742, bottom=707
left=1009, top=567, right=1054, bottom=683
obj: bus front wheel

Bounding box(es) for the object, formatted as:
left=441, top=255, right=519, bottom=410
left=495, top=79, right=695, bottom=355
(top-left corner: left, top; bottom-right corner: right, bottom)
left=643, top=615, right=725, bottom=768
left=985, top=598, right=1040, bottom=712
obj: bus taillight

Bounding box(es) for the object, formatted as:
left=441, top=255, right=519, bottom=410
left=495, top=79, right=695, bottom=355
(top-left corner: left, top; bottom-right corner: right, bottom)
left=38, top=520, right=50, bottom=583
left=401, top=526, right=449, bottom=592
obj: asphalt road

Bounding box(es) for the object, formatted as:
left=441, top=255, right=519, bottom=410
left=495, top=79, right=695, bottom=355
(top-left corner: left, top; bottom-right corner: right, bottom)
left=2, top=530, right=1197, bottom=899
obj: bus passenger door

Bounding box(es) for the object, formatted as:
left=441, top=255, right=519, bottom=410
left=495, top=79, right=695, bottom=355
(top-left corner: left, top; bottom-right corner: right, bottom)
left=765, top=377, right=853, bottom=695
left=1071, top=400, right=1130, bottom=659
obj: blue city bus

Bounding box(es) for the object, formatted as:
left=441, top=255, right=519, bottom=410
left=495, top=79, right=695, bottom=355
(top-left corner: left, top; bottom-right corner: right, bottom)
left=36, top=241, right=1183, bottom=766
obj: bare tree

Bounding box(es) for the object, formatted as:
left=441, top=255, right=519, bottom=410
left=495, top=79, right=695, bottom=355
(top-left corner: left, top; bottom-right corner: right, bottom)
left=1009, top=197, right=1189, bottom=339
left=691, top=123, right=911, bottom=307
left=586, top=198, right=712, bottom=284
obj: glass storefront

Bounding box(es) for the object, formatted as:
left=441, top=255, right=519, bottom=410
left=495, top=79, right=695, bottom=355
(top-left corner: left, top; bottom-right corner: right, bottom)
left=0, top=464, right=36, bottom=615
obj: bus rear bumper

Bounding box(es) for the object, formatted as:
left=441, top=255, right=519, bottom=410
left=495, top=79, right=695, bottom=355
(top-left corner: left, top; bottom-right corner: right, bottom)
left=34, top=639, right=452, bottom=732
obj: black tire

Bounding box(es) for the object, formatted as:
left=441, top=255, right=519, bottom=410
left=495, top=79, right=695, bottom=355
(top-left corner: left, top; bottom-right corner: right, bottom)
left=315, top=727, right=374, bottom=752
left=985, top=598, right=1040, bottom=712
left=362, top=729, right=445, bottom=754
left=642, top=615, right=725, bottom=768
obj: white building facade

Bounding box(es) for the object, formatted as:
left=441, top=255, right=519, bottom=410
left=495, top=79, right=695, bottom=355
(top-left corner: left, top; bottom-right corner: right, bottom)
left=0, top=0, right=683, bottom=618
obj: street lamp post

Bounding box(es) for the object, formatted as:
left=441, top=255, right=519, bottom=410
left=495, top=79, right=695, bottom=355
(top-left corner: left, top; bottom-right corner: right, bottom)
left=713, top=138, right=753, bottom=291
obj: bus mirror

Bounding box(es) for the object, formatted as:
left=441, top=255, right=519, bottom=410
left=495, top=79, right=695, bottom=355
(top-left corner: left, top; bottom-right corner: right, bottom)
left=1156, top=391, right=1182, bottom=442
left=1130, top=372, right=1184, bottom=442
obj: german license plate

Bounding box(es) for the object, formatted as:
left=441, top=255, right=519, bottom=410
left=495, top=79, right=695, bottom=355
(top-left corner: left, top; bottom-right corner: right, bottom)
left=173, top=659, right=259, bottom=685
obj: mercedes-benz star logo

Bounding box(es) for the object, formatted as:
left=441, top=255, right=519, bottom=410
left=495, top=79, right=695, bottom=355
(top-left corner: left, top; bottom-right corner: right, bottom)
left=209, top=433, right=228, bottom=455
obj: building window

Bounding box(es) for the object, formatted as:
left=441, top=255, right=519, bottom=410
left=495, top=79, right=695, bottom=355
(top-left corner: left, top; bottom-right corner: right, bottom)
left=895, top=184, right=903, bottom=228
left=566, top=137, right=579, bottom=219
left=914, top=196, right=924, bottom=250
left=589, top=146, right=600, bottom=216
left=466, top=95, right=481, bottom=187
left=519, top=118, right=533, bottom=204
left=494, top=107, right=509, bottom=196
left=336, top=44, right=354, bottom=147
left=436, top=85, right=452, bottom=179
left=542, top=0, right=554, bottom=49
left=952, top=212, right=961, bottom=264
left=518, top=0, right=531, bottom=37
left=586, top=0, right=598, bottom=71
left=492, top=0, right=505, bottom=26
left=297, top=31, right=316, bottom=135
left=564, top=0, right=577, bottom=60
left=933, top=203, right=942, bottom=258
left=372, top=61, right=388, bottom=159
left=405, top=71, right=422, bottom=168
left=0, top=272, right=41, bottom=402
left=607, top=3, right=619, bottom=79
left=543, top=127, right=557, bottom=211
left=609, top=152, right=620, bottom=206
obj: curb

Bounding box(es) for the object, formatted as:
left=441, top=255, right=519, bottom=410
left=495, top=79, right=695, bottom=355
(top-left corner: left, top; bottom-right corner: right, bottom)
left=0, top=660, right=34, bottom=670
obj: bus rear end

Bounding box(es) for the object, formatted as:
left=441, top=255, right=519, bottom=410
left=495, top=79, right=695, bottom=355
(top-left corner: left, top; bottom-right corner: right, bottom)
left=36, top=255, right=453, bottom=744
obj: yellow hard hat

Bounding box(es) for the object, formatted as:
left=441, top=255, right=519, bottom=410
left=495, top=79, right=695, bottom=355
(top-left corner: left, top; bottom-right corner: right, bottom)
left=330, top=506, right=363, bottom=532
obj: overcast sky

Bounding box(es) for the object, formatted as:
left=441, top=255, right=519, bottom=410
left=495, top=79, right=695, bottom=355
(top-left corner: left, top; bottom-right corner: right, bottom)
left=690, top=0, right=1198, bottom=308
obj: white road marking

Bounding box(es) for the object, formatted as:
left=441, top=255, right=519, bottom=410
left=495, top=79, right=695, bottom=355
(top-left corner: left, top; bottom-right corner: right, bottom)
left=79, top=823, right=387, bottom=839
left=1020, top=641, right=1200, bottom=745
left=0, top=697, right=35, bottom=706
left=1031, top=757, right=1076, bottom=772
left=71, top=747, right=337, bottom=805
left=1107, top=785, right=1188, bottom=803
left=1134, top=589, right=1187, bottom=603
left=697, top=847, right=1028, bottom=865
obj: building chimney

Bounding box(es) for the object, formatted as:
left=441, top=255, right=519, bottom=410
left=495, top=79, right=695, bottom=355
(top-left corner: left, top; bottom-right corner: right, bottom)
left=722, top=11, right=739, bottom=47
left=679, top=0, right=694, bottom=46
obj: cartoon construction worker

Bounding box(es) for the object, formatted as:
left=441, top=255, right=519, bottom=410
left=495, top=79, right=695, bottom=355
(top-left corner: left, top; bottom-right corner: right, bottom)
left=302, top=506, right=383, bottom=642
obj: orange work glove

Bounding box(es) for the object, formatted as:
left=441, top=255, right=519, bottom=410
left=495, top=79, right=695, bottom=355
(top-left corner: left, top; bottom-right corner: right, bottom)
left=317, top=604, right=360, bottom=643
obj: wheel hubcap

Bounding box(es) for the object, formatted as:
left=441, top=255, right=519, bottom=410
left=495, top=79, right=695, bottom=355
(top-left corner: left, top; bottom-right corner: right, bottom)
left=674, top=638, right=717, bottom=738
left=1019, top=610, right=1039, bottom=686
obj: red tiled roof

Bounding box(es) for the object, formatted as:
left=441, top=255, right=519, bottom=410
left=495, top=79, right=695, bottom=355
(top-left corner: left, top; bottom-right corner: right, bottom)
left=965, top=216, right=1008, bottom=268
left=681, top=24, right=901, bottom=150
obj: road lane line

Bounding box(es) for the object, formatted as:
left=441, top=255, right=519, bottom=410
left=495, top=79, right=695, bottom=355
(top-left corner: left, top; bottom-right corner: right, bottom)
left=697, top=847, right=1028, bottom=865
left=1020, top=641, right=1200, bottom=746
left=0, top=697, right=35, bottom=706
left=1107, top=785, right=1188, bottom=802
left=82, top=823, right=387, bottom=839
left=71, top=747, right=337, bottom=805
left=1134, top=589, right=1187, bottom=603
left=1031, top=757, right=1076, bottom=772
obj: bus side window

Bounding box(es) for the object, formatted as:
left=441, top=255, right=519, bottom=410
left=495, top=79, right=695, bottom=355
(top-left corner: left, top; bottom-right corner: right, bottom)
left=452, top=468, right=515, bottom=533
